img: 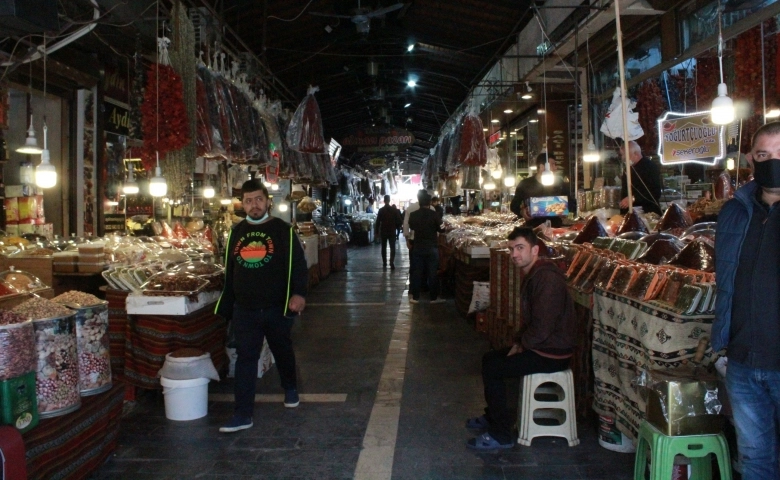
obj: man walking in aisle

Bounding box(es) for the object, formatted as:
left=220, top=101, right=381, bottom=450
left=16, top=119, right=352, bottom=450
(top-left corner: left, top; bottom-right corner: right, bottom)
left=714, top=122, right=780, bottom=479
left=408, top=190, right=444, bottom=304
left=466, top=227, right=575, bottom=449
left=216, top=179, right=308, bottom=433
left=375, top=195, right=402, bottom=269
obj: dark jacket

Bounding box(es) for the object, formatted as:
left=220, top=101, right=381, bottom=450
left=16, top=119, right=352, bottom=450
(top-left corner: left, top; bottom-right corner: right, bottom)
left=408, top=206, right=443, bottom=249
left=376, top=204, right=402, bottom=237
left=713, top=180, right=780, bottom=365
left=510, top=175, right=570, bottom=227
left=215, top=217, right=308, bottom=320
left=515, top=259, right=576, bottom=356
left=620, top=156, right=662, bottom=215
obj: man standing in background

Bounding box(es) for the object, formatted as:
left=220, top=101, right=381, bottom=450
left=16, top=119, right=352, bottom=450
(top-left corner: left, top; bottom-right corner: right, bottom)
left=619, top=140, right=662, bottom=215
left=375, top=195, right=402, bottom=269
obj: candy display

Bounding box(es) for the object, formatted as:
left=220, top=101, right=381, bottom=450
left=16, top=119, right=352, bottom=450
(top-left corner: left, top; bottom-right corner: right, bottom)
left=141, top=271, right=208, bottom=298
left=615, top=212, right=649, bottom=236
left=572, top=216, right=609, bottom=244
left=0, top=313, right=35, bottom=381
left=668, top=239, right=716, bottom=272
left=656, top=203, right=693, bottom=234
left=52, top=291, right=103, bottom=307
left=0, top=268, right=46, bottom=294
left=30, top=314, right=81, bottom=417
left=68, top=301, right=111, bottom=395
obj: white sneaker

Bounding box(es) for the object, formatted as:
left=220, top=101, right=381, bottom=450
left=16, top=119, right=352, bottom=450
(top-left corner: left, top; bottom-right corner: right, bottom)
left=409, top=298, right=419, bottom=304
left=430, top=298, right=446, bottom=304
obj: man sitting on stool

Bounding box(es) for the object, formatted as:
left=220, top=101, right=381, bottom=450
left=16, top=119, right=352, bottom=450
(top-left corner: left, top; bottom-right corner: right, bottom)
left=466, top=227, right=576, bottom=450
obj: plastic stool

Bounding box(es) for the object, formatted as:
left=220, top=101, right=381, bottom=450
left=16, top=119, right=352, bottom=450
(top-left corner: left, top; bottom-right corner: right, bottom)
left=633, top=421, right=732, bottom=480
left=517, top=369, right=579, bottom=446
left=0, top=426, right=28, bottom=480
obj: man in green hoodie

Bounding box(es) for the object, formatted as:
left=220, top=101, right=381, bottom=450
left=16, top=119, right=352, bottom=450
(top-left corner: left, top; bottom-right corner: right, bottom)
left=466, top=226, right=576, bottom=450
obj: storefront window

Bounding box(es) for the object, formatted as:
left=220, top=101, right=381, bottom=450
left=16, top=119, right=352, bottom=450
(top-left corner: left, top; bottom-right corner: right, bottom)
left=678, top=0, right=771, bottom=51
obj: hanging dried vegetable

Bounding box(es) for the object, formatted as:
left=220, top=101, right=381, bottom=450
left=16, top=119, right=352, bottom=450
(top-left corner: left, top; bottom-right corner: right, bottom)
left=194, top=73, right=212, bottom=157
left=287, top=86, right=325, bottom=154
left=735, top=21, right=777, bottom=151
left=160, top=0, right=196, bottom=199
left=128, top=44, right=145, bottom=139
left=694, top=57, right=719, bottom=111
left=636, top=79, right=665, bottom=153
left=140, top=58, right=190, bottom=170
left=458, top=112, right=488, bottom=167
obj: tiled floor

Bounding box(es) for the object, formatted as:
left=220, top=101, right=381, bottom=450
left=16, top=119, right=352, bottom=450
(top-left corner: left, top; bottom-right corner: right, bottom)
left=91, top=241, right=636, bottom=479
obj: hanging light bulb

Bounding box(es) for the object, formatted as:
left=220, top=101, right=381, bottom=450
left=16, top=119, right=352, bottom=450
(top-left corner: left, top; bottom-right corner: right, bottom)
left=277, top=203, right=289, bottom=212
left=711, top=8, right=734, bottom=125
left=483, top=180, right=496, bottom=190
left=149, top=152, right=167, bottom=197
left=504, top=176, right=516, bottom=187
left=203, top=177, right=215, bottom=199
left=583, top=135, right=601, bottom=163
left=35, top=122, right=56, bottom=188
left=726, top=158, right=735, bottom=170
left=123, top=164, right=139, bottom=195
left=540, top=148, right=555, bottom=186
left=16, top=114, right=43, bottom=155
left=490, top=167, right=502, bottom=179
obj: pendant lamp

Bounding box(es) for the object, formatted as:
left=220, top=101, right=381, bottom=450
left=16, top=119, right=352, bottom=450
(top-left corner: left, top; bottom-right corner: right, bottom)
left=711, top=2, right=734, bottom=125
left=540, top=148, right=554, bottom=186
left=123, top=165, right=139, bottom=195
left=583, top=135, right=601, bottom=163
left=149, top=152, right=167, bottom=197
left=35, top=123, right=56, bottom=188
left=17, top=115, right=43, bottom=154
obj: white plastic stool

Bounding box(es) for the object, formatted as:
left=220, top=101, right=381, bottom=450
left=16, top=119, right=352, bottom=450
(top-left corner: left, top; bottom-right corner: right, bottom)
left=517, top=369, right=579, bottom=446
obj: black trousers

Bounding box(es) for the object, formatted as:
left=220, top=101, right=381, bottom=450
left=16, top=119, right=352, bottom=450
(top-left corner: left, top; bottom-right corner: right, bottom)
left=381, top=234, right=396, bottom=266
left=482, top=348, right=570, bottom=443
left=232, top=303, right=297, bottom=417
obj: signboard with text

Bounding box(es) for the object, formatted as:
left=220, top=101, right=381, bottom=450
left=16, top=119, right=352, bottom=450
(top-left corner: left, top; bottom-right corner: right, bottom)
left=657, top=111, right=725, bottom=166
left=104, top=99, right=130, bottom=136
left=341, top=126, right=415, bottom=153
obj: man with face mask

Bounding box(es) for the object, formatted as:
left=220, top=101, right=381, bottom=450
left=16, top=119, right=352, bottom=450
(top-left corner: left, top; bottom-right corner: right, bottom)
left=216, top=179, right=308, bottom=433
left=714, top=122, right=780, bottom=479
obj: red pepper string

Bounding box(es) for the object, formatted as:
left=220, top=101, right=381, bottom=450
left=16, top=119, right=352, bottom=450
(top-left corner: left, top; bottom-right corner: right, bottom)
left=140, top=63, right=190, bottom=171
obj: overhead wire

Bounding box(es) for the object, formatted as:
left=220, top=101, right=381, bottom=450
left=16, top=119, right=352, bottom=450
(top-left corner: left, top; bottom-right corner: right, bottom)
left=267, top=0, right=315, bottom=22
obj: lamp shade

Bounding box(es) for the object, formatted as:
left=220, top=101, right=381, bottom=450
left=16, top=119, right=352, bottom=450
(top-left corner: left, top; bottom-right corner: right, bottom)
left=149, top=166, right=167, bottom=197
left=123, top=167, right=139, bottom=195
left=35, top=150, right=57, bottom=188
left=583, top=135, right=600, bottom=163
left=711, top=83, right=735, bottom=125
left=16, top=115, right=42, bottom=155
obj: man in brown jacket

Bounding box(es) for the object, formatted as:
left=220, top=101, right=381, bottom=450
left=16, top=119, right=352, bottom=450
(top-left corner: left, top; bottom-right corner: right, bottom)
left=466, top=226, right=576, bottom=450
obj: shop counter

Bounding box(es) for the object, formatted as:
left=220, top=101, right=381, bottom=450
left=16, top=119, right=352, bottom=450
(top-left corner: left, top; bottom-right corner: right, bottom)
left=22, top=382, right=125, bottom=480
left=591, top=288, right=716, bottom=440
left=124, top=302, right=227, bottom=389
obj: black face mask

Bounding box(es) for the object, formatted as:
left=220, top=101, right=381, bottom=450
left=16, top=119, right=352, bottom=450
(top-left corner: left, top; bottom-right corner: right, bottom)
left=753, top=158, right=780, bottom=188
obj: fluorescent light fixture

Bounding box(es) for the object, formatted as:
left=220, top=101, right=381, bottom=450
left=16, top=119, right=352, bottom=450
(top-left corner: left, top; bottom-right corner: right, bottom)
left=521, top=93, right=532, bottom=100
left=482, top=128, right=488, bottom=132
left=503, top=109, right=513, bottom=114
left=106, top=200, right=119, bottom=206
left=491, top=119, right=499, bottom=124
left=537, top=108, right=546, bottom=115
left=220, top=198, right=232, bottom=205
left=767, top=108, right=780, bottom=118
left=529, top=119, right=538, bottom=123
left=404, top=103, right=411, bottom=108
left=407, top=79, right=416, bottom=87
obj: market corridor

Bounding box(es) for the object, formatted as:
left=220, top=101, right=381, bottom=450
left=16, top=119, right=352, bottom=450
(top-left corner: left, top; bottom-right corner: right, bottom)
left=92, top=243, right=634, bottom=479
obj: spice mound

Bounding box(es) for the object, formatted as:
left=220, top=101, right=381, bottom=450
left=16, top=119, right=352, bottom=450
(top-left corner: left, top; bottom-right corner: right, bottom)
left=52, top=290, right=102, bottom=307
left=13, top=297, right=73, bottom=320
left=0, top=310, right=26, bottom=326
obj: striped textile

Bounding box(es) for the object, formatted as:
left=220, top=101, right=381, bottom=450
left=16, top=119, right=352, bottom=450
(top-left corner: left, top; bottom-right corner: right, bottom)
left=105, top=289, right=129, bottom=380
left=124, top=303, right=227, bottom=389
left=22, top=382, right=125, bottom=480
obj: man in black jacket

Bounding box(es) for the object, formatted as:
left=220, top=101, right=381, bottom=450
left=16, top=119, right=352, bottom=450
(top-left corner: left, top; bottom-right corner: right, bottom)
left=510, top=153, right=571, bottom=227
left=619, top=141, right=662, bottom=215
left=375, top=195, right=402, bottom=269
left=408, top=190, right=444, bottom=304
left=216, top=179, right=308, bottom=433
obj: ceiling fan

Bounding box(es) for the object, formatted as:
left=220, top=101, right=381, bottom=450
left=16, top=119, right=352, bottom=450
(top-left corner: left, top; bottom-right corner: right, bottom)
left=310, top=2, right=405, bottom=34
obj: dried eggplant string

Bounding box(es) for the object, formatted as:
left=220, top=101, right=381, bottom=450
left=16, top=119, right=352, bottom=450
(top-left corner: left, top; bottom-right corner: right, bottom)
left=164, top=0, right=196, bottom=200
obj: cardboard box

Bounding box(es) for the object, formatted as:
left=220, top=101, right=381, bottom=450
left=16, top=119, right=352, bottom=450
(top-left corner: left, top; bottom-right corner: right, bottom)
left=4, top=185, right=33, bottom=198
left=17, top=224, right=34, bottom=235
left=126, top=290, right=221, bottom=316
left=4, top=224, right=19, bottom=236
left=645, top=369, right=724, bottom=436
left=4, top=198, right=18, bottom=222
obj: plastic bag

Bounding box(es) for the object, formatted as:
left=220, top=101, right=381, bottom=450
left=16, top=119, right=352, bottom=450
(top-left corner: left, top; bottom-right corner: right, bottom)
left=468, top=281, right=491, bottom=314
left=459, top=112, right=488, bottom=167
left=600, top=88, right=644, bottom=141
left=157, top=350, right=220, bottom=381
left=287, top=86, right=325, bottom=154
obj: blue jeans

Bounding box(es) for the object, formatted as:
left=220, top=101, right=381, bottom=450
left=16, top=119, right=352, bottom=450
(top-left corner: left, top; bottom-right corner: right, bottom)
left=726, top=359, right=780, bottom=479
left=410, top=246, right=440, bottom=300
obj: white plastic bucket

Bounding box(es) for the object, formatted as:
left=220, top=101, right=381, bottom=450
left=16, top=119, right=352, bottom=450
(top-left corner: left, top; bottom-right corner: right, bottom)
left=160, top=376, right=210, bottom=421
left=597, top=415, right=636, bottom=453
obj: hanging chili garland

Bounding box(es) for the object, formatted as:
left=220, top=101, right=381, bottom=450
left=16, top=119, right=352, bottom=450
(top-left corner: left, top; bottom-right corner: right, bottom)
left=140, top=58, right=190, bottom=170
left=694, top=56, right=719, bottom=111
left=635, top=78, right=665, bottom=152
left=734, top=21, right=777, bottom=151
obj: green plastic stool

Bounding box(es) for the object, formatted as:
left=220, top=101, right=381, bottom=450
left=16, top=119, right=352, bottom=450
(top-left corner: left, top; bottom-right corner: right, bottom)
left=633, top=421, right=732, bottom=480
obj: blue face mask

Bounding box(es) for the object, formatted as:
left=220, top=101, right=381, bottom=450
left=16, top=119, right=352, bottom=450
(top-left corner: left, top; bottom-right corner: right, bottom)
left=246, top=212, right=269, bottom=224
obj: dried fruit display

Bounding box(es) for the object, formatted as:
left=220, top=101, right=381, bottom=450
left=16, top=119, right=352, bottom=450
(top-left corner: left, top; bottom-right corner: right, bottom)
left=13, top=297, right=73, bottom=320
left=615, top=212, right=649, bottom=236
left=668, top=239, right=716, bottom=272
left=72, top=304, right=111, bottom=394
left=637, top=239, right=683, bottom=265
left=0, top=313, right=35, bottom=381
left=32, top=316, right=80, bottom=416
left=572, top=216, right=609, bottom=244
left=656, top=203, right=692, bottom=233
left=52, top=290, right=102, bottom=307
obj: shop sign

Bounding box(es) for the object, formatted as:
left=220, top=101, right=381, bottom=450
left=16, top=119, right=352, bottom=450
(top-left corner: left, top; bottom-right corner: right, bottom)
left=369, top=157, right=386, bottom=167
left=104, top=99, right=130, bottom=136
left=104, top=214, right=126, bottom=233
left=341, top=126, right=415, bottom=153
left=657, top=111, right=725, bottom=166
left=488, top=131, right=500, bottom=145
